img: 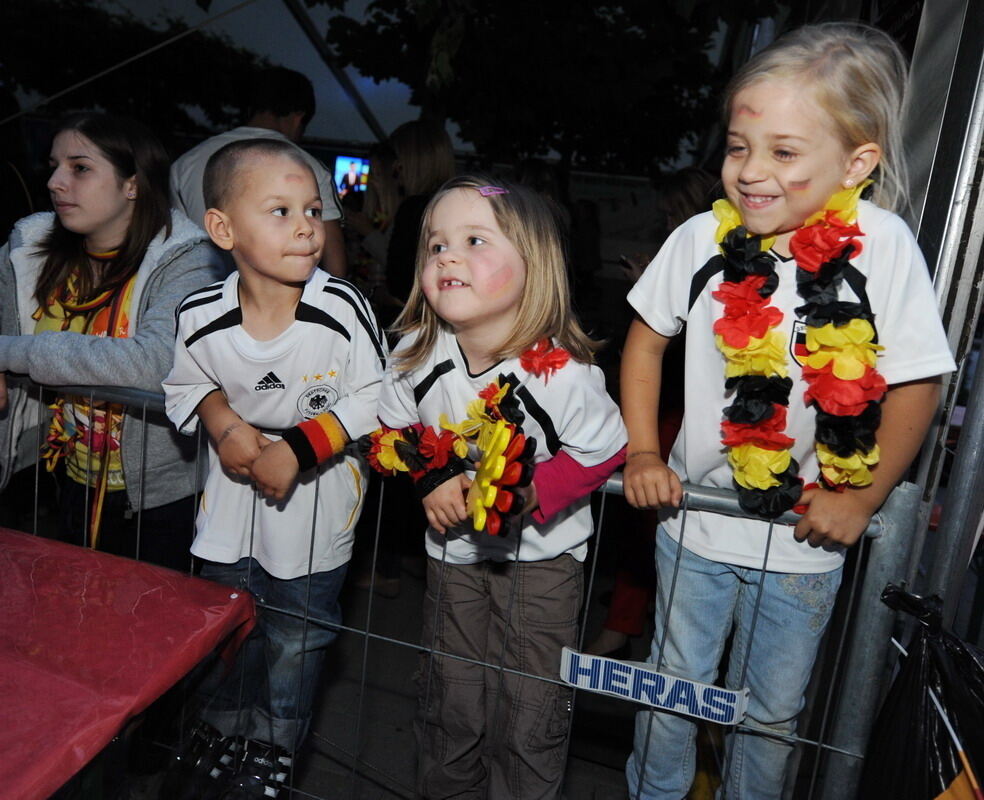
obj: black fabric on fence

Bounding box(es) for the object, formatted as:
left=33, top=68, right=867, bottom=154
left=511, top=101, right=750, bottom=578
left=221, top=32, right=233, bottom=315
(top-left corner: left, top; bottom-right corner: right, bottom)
left=859, top=584, right=984, bottom=800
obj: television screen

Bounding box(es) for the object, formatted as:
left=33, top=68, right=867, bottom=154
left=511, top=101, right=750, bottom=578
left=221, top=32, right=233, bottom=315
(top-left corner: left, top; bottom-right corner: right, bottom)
left=333, top=155, right=369, bottom=198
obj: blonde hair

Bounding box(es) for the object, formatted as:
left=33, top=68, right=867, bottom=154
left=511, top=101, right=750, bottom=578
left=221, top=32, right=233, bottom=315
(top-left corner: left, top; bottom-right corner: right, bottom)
left=393, top=175, right=601, bottom=371
left=724, top=22, right=909, bottom=213
left=389, top=119, right=456, bottom=197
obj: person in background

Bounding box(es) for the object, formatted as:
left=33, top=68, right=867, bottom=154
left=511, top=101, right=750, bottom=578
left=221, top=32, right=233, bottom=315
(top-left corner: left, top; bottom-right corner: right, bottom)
left=338, top=159, right=360, bottom=197
left=354, top=120, right=456, bottom=598
left=384, top=119, right=456, bottom=303
left=344, top=142, right=403, bottom=327
left=170, top=66, right=347, bottom=277
left=0, top=111, right=223, bottom=569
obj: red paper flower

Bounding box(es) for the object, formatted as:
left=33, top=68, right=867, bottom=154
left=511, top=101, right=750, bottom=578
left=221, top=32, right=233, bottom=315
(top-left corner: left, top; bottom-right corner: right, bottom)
left=417, top=426, right=459, bottom=470
left=520, top=339, right=569, bottom=382
left=802, top=363, right=887, bottom=415
left=721, top=404, right=796, bottom=450
left=479, top=382, right=502, bottom=403
left=714, top=304, right=784, bottom=349
left=789, top=212, right=864, bottom=273
left=712, top=275, right=771, bottom=313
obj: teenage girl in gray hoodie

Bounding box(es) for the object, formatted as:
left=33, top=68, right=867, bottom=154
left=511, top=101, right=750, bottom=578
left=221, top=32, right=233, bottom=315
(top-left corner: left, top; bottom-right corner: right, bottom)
left=0, top=112, right=224, bottom=569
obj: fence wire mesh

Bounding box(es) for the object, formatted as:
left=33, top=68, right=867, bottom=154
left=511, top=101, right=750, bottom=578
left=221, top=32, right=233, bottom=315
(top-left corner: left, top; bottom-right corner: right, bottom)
left=2, top=379, right=923, bottom=799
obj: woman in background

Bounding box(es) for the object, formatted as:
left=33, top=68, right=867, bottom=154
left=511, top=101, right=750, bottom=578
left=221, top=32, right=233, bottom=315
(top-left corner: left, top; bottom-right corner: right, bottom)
left=0, top=111, right=223, bottom=569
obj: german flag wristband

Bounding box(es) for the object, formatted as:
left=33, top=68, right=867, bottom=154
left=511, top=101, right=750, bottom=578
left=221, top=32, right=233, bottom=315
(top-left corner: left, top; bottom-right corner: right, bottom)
left=282, top=414, right=347, bottom=472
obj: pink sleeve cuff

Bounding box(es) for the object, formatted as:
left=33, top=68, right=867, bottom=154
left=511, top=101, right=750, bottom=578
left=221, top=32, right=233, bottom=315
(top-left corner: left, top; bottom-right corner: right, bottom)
left=531, top=446, right=627, bottom=524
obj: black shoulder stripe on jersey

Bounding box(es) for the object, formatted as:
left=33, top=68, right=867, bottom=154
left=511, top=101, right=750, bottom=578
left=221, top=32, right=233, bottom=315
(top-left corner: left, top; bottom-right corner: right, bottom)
left=325, top=278, right=379, bottom=332
left=177, top=291, right=223, bottom=317
left=322, top=285, right=385, bottom=365
left=688, top=254, right=725, bottom=312
left=184, top=280, right=224, bottom=300
left=295, top=302, right=351, bottom=341
left=330, top=280, right=383, bottom=341
left=185, top=307, right=243, bottom=348
left=326, top=276, right=373, bottom=314
left=502, top=371, right=562, bottom=455
left=174, top=281, right=224, bottom=323
left=414, top=359, right=455, bottom=405
left=841, top=264, right=877, bottom=341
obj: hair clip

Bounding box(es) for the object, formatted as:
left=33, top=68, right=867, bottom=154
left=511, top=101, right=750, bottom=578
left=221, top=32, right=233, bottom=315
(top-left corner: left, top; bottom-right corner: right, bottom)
left=476, top=186, right=508, bottom=196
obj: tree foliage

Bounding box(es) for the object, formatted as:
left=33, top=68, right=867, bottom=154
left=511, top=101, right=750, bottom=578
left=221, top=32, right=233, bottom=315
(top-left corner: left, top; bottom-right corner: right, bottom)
left=321, top=0, right=778, bottom=172
left=0, top=0, right=267, bottom=143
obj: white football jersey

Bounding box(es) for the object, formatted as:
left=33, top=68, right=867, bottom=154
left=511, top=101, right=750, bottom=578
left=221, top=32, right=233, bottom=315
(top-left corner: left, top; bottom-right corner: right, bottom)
left=164, top=269, right=386, bottom=578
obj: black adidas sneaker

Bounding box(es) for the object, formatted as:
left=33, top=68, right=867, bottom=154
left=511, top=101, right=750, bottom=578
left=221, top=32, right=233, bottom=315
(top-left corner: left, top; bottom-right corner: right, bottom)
left=218, top=739, right=293, bottom=799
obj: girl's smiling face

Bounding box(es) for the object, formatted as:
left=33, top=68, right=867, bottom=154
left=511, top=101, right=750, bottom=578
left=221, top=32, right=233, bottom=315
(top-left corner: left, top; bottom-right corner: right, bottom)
left=722, top=78, right=878, bottom=254
left=421, top=188, right=527, bottom=343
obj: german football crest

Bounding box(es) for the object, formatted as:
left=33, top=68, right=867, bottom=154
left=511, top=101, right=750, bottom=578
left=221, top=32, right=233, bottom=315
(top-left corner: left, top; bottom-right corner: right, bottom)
left=790, top=320, right=809, bottom=367
left=297, top=384, right=339, bottom=418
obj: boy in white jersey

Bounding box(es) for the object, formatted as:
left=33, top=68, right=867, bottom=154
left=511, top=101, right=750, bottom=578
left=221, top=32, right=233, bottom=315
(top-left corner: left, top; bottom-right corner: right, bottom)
left=162, top=138, right=384, bottom=798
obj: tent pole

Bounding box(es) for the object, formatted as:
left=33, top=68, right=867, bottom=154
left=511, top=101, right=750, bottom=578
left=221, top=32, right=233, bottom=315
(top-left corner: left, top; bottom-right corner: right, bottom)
left=280, top=0, right=388, bottom=142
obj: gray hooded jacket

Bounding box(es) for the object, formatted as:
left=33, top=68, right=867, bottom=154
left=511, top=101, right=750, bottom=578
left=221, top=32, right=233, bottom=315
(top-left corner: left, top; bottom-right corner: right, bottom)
left=0, top=210, right=225, bottom=509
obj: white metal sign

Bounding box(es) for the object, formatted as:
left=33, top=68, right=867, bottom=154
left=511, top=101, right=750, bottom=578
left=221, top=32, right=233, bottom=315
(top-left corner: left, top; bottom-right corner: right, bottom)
left=559, top=648, right=749, bottom=725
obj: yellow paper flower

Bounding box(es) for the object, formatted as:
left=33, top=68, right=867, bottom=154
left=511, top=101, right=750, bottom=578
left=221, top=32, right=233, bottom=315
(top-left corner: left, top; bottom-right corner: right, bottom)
left=803, top=179, right=872, bottom=227
left=439, top=413, right=479, bottom=454
left=712, top=198, right=776, bottom=250
left=804, top=320, right=883, bottom=380
left=712, top=199, right=743, bottom=243
left=465, top=419, right=512, bottom=531
left=717, top=329, right=789, bottom=378
left=375, top=430, right=409, bottom=473
left=728, top=443, right=790, bottom=490
left=816, top=443, right=880, bottom=487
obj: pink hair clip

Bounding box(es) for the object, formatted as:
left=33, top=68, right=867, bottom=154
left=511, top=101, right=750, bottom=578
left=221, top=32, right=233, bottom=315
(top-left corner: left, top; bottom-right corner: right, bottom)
left=476, top=186, right=509, bottom=196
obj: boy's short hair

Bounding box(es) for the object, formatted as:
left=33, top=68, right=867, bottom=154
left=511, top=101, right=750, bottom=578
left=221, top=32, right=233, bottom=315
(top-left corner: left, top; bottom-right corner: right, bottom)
left=203, top=138, right=314, bottom=211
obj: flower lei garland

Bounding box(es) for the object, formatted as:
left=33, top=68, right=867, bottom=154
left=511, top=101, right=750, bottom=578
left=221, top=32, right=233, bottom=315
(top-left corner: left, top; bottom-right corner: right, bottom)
left=712, top=181, right=887, bottom=518
left=363, top=341, right=564, bottom=534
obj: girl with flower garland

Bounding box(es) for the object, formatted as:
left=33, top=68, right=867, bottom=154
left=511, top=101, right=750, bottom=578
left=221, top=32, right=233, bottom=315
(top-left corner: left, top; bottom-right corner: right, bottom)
left=370, top=175, right=626, bottom=799
left=621, top=23, right=955, bottom=799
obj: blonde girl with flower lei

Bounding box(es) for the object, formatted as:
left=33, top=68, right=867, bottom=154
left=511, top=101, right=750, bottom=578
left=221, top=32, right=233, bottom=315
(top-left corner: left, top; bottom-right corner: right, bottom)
left=621, top=23, right=955, bottom=799
left=371, top=175, right=626, bottom=798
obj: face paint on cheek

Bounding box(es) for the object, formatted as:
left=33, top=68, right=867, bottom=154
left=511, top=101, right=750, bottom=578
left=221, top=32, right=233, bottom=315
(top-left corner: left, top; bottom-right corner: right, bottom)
left=484, top=264, right=518, bottom=295
left=788, top=178, right=812, bottom=191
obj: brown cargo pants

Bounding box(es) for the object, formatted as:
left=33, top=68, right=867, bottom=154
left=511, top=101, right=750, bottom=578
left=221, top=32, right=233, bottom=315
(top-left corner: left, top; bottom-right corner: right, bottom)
left=415, top=554, right=583, bottom=799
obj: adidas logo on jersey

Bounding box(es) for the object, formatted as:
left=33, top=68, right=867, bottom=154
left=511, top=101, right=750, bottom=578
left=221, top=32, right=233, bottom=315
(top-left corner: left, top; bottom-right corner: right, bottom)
left=255, top=371, right=286, bottom=391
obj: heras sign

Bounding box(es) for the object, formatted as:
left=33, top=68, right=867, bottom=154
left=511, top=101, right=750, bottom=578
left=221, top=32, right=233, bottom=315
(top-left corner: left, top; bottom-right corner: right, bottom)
left=559, top=648, right=749, bottom=725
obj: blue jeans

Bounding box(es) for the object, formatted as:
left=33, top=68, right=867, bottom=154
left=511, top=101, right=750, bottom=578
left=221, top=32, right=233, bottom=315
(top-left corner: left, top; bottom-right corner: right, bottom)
left=198, top=557, right=347, bottom=750
left=626, top=529, right=841, bottom=800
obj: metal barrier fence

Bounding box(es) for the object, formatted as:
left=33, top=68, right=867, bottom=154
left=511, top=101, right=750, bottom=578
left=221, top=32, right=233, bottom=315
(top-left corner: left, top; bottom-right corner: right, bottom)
left=2, top=379, right=927, bottom=799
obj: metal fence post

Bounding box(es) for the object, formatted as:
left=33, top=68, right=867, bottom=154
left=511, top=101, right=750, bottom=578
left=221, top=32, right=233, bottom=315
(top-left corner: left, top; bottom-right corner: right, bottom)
left=818, top=481, right=923, bottom=800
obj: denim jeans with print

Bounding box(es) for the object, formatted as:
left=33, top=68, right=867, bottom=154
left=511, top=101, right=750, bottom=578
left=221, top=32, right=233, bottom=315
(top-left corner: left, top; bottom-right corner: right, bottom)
left=198, top=557, right=347, bottom=751
left=626, top=528, right=841, bottom=800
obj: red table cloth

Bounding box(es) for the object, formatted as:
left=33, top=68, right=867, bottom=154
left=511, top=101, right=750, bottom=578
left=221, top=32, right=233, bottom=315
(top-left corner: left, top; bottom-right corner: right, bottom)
left=0, top=528, right=255, bottom=800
